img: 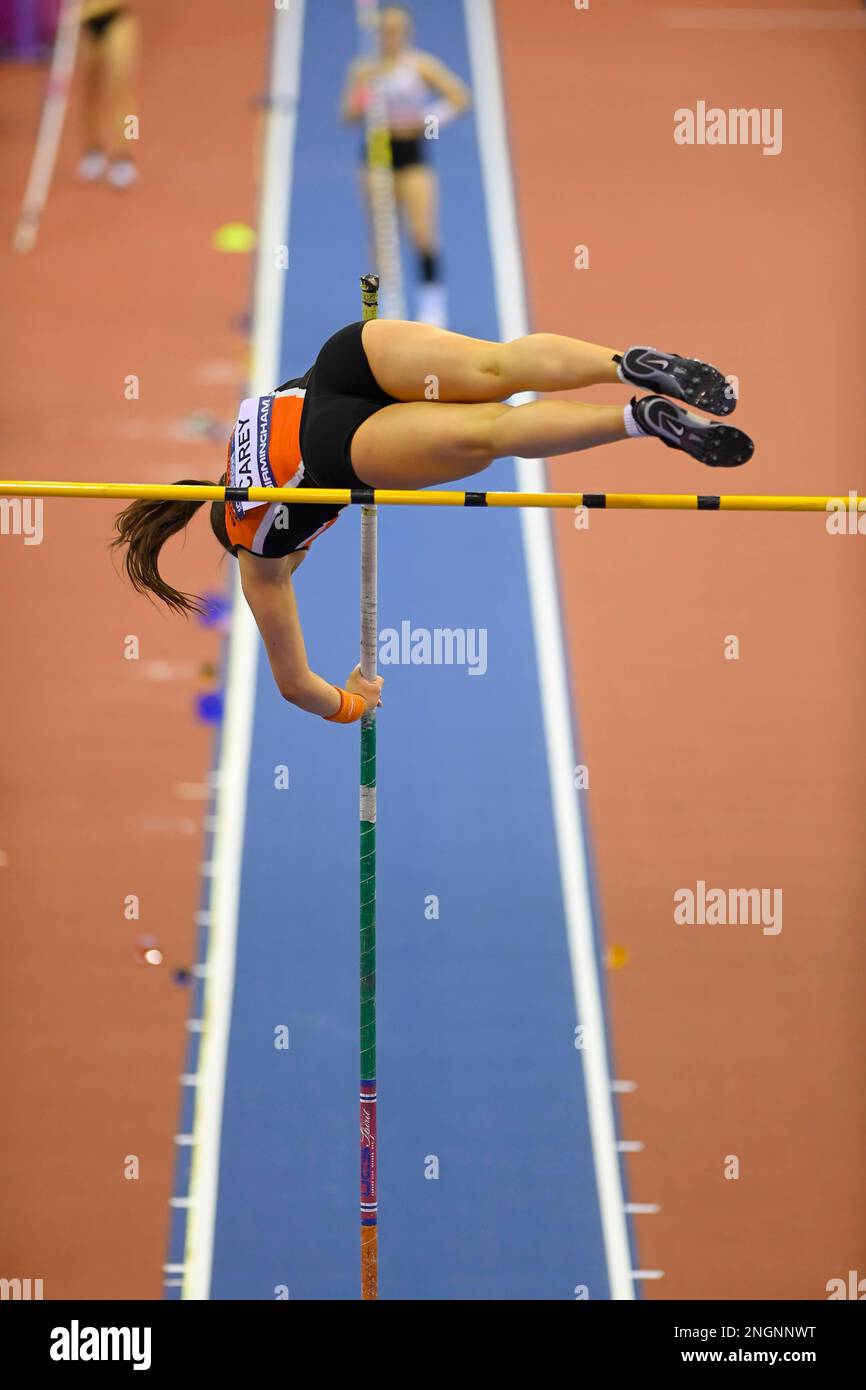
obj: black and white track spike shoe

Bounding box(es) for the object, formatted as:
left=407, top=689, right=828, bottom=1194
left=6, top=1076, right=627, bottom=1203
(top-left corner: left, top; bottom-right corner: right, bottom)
left=615, top=346, right=736, bottom=417
left=631, top=395, right=753, bottom=467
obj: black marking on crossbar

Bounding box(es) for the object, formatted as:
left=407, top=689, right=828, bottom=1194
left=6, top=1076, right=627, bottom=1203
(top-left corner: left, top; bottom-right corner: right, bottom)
left=582, top=494, right=607, bottom=508
left=224, top=487, right=249, bottom=503
left=351, top=487, right=375, bottom=505
left=697, top=495, right=721, bottom=510
left=464, top=492, right=487, bottom=507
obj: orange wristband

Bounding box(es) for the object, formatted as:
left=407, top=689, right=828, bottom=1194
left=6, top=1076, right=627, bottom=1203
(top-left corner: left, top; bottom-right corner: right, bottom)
left=324, top=686, right=366, bottom=724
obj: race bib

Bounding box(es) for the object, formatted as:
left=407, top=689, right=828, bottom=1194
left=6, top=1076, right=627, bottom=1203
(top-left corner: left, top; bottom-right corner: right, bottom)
left=228, top=394, right=282, bottom=513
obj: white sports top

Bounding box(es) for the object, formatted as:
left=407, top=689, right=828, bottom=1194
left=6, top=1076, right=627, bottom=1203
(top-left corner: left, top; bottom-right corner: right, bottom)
left=378, top=53, right=431, bottom=129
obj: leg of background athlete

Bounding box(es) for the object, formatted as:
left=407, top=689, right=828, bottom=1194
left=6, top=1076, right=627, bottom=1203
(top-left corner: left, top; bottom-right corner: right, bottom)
left=394, top=164, right=440, bottom=264
left=101, top=11, right=141, bottom=165
left=394, top=164, right=447, bottom=326
left=79, top=32, right=104, bottom=157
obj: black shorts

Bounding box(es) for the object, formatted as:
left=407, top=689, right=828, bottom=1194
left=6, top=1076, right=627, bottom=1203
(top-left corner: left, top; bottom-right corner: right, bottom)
left=357, top=134, right=427, bottom=170
left=299, top=321, right=397, bottom=488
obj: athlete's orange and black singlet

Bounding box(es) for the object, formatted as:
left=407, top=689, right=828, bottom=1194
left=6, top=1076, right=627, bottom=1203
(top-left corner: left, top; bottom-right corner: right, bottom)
left=225, top=374, right=343, bottom=557
left=225, top=322, right=399, bottom=556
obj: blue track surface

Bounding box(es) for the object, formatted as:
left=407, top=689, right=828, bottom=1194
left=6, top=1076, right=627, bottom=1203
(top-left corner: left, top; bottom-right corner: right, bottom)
left=204, top=0, right=615, bottom=1300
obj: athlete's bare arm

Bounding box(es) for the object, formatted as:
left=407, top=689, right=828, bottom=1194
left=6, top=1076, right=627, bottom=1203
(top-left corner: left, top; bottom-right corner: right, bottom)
left=415, top=51, right=471, bottom=115
left=238, top=549, right=382, bottom=716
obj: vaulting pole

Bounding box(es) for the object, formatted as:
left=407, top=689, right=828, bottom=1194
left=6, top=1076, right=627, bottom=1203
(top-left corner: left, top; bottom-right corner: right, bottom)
left=12, top=0, right=81, bottom=254
left=358, top=273, right=380, bottom=1301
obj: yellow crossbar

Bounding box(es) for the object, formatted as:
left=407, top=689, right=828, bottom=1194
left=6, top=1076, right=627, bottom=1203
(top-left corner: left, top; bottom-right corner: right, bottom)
left=0, top=480, right=862, bottom=513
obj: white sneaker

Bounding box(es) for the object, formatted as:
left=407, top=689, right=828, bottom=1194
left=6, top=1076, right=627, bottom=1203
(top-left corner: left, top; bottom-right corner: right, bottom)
left=106, top=159, right=138, bottom=190
left=415, top=282, right=448, bottom=329
left=78, top=150, right=108, bottom=182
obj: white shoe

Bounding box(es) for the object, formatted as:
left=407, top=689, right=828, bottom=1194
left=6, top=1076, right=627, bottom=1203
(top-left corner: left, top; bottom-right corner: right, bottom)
left=415, top=282, right=448, bottom=328
left=78, top=150, right=108, bottom=182
left=106, top=159, right=138, bottom=189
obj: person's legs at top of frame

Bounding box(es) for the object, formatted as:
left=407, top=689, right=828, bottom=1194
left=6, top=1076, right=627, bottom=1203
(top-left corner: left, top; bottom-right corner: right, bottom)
left=77, top=3, right=141, bottom=188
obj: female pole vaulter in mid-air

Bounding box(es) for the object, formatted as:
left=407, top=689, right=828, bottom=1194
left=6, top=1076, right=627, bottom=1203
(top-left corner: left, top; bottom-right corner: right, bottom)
left=113, top=320, right=753, bottom=722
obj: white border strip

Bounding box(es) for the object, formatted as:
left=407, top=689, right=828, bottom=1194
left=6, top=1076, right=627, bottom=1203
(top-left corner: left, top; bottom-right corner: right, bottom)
left=463, top=0, right=634, bottom=1300
left=181, top=0, right=307, bottom=1301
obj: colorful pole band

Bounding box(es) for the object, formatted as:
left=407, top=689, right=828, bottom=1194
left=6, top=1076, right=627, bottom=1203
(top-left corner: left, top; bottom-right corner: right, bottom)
left=359, top=273, right=379, bottom=1301
left=0, top=480, right=860, bottom=514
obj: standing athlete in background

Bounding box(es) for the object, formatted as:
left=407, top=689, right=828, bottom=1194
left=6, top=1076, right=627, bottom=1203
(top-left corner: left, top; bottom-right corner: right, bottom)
left=341, top=5, right=470, bottom=327
left=77, top=1, right=140, bottom=188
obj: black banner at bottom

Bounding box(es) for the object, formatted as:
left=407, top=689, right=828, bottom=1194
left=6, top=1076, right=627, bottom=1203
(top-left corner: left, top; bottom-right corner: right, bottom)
left=0, top=1297, right=859, bottom=1375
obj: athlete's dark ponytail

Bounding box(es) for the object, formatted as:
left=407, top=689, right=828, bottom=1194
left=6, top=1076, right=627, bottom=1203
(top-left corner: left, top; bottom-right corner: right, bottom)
left=111, top=476, right=234, bottom=617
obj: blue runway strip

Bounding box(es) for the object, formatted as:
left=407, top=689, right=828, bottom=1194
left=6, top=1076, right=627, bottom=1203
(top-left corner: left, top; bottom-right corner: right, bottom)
left=189, top=0, right=629, bottom=1300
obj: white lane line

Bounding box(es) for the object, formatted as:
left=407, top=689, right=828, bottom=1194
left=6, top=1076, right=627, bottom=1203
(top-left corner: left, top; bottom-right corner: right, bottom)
left=625, top=1203, right=661, bottom=1215
left=463, top=0, right=634, bottom=1302
left=617, top=1140, right=645, bottom=1153
left=611, top=1079, right=637, bottom=1093
left=632, top=1269, right=665, bottom=1280
left=660, top=7, right=866, bottom=29
left=180, top=0, right=307, bottom=1303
